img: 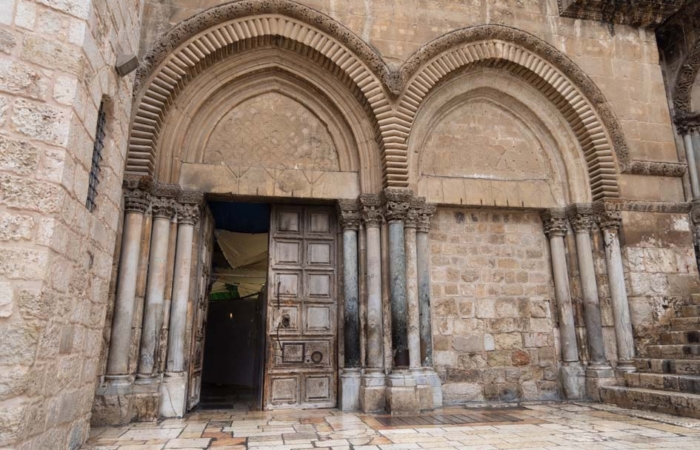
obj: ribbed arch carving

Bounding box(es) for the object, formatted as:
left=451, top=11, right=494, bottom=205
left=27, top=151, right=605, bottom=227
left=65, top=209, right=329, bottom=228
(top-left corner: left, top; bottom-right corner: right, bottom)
left=127, top=3, right=395, bottom=183
left=396, top=27, right=624, bottom=200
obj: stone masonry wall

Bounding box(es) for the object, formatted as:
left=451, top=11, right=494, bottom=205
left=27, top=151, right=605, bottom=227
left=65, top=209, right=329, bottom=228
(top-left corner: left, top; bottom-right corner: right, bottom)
left=140, top=0, right=680, bottom=203
left=621, top=211, right=700, bottom=353
left=429, top=207, right=560, bottom=404
left=0, top=0, right=143, bottom=448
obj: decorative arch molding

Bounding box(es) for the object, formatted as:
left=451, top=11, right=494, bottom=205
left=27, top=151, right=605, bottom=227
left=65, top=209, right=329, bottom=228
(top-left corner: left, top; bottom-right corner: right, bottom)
left=396, top=25, right=626, bottom=200
left=127, top=0, right=397, bottom=184
left=673, top=37, right=700, bottom=119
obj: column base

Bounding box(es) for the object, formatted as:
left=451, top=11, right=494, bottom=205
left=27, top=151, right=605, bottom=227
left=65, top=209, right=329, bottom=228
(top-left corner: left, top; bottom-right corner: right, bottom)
left=615, top=360, right=636, bottom=375
left=340, top=368, right=361, bottom=412
left=386, top=370, right=419, bottom=415
left=559, top=362, right=585, bottom=400
left=423, top=368, right=443, bottom=408
left=360, top=370, right=386, bottom=413
left=412, top=368, right=434, bottom=411
left=586, top=363, right=615, bottom=379
left=93, top=376, right=159, bottom=425
left=159, top=371, right=188, bottom=418
left=134, top=374, right=160, bottom=386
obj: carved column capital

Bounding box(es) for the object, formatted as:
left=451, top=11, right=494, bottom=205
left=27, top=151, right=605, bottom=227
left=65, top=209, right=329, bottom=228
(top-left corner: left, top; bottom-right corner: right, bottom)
left=123, top=176, right=152, bottom=214
left=676, top=113, right=700, bottom=136
left=691, top=199, right=700, bottom=226
left=151, top=197, right=177, bottom=219
left=176, top=190, right=203, bottom=226
left=338, top=199, right=361, bottom=230
left=382, top=189, right=412, bottom=223
left=405, top=197, right=425, bottom=229
left=566, top=203, right=595, bottom=234
left=597, top=210, right=622, bottom=232
left=359, top=194, right=384, bottom=228
left=417, top=204, right=437, bottom=233
left=541, top=208, right=568, bottom=237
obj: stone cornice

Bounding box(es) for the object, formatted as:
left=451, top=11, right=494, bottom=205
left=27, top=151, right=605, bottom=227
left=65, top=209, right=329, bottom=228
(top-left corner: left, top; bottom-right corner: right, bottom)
left=624, top=160, right=687, bottom=177
left=557, top=0, right=685, bottom=28
left=596, top=199, right=691, bottom=213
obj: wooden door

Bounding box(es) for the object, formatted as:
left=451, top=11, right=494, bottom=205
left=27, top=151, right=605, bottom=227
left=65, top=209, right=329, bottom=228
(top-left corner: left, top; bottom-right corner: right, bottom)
left=187, top=206, right=214, bottom=411
left=265, top=205, right=337, bottom=409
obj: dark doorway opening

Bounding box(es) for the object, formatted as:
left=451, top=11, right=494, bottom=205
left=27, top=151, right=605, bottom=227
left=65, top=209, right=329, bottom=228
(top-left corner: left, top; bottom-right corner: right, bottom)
left=199, top=202, right=270, bottom=411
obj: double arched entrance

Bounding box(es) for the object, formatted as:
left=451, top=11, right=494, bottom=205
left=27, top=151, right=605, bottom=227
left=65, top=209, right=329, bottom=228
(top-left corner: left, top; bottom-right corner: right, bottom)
left=97, top=0, right=638, bottom=423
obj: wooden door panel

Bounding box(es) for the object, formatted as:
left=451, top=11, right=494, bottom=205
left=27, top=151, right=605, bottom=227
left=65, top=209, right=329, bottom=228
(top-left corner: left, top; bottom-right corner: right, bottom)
left=265, top=205, right=337, bottom=409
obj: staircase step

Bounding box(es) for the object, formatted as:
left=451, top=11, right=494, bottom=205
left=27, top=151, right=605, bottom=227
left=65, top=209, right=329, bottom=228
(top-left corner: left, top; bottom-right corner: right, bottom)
left=646, top=344, right=700, bottom=359
left=624, top=372, right=700, bottom=394
left=660, top=330, right=700, bottom=344
left=601, top=386, right=700, bottom=419
left=680, top=305, right=700, bottom=318
left=635, top=358, right=700, bottom=375
left=670, top=317, right=700, bottom=331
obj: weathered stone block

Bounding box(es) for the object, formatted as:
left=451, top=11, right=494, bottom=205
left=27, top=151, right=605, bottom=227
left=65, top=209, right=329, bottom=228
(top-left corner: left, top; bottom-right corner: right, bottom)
left=11, top=98, right=70, bottom=145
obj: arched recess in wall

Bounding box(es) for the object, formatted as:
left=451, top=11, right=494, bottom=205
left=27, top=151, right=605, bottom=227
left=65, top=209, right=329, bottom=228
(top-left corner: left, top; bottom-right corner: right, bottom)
left=127, top=0, right=394, bottom=193
left=410, top=69, right=590, bottom=207
left=397, top=25, right=626, bottom=201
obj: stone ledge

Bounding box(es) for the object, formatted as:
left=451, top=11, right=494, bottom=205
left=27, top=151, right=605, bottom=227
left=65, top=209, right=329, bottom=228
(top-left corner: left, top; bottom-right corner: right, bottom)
left=558, top=0, right=685, bottom=28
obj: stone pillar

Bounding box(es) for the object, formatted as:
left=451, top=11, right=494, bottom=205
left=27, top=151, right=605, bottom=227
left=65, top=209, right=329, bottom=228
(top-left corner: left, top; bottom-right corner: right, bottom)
left=542, top=209, right=584, bottom=399
left=136, top=187, right=178, bottom=382
left=417, top=204, right=442, bottom=408
left=568, top=205, right=613, bottom=399
left=383, top=189, right=419, bottom=415
left=338, top=200, right=361, bottom=411
left=597, top=209, right=635, bottom=373
left=683, top=131, right=700, bottom=198
left=105, top=177, right=151, bottom=385
left=159, top=193, right=201, bottom=418
left=359, top=195, right=386, bottom=412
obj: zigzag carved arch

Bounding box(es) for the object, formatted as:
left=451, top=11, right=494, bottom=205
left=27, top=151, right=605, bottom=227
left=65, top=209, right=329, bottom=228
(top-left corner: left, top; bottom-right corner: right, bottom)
left=127, top=0, right=401, bottom=185
left=396, top=26, right=626, bottom=200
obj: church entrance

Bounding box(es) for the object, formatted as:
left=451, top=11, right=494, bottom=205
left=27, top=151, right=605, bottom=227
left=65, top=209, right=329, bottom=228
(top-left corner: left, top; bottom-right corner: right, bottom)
left=197, top=202, right=338, bottom=411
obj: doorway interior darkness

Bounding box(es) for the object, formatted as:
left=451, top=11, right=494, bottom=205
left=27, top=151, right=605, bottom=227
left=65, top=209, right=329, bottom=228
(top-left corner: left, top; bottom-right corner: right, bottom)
left=199, top=202, right=270, bottom=411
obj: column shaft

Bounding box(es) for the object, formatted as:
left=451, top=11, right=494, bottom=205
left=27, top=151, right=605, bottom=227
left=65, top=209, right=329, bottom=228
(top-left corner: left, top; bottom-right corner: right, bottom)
left=366, top=224, right=384, bottom=369
left=602, top=223, right=635, bottom=369
left=166, top=219, right=195, bottom=373
left=106, top=210, right=146, bottom=376
left=549, top=235, right=579, bottom=362
left=684, top=133, right=700, bottom=198
left=389, top=219, right=409, bottom=367
left=416, top=231, right=433, bottom=367
left=343, top=228, right=361, bottom=368
left=137, top=205, right=173, bottom=378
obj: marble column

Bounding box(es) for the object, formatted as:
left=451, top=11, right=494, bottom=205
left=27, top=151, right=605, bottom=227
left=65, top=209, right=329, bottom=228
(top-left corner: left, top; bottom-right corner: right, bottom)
left=416, top=204, right=442, bottom=408
left=598, top=209, right=635, bottom=373
left=359, top=194, right=386, bottom=412
left=683, top=131, right=700, bottom=198
left=542, top=209, right=584, bottom=399
left=338, top=200, right=361, bottom=411
left=105, top=178, right=151, bottom=385
left=160, top=194, right=201, bottom=418
left=405, top=198, right=422, bottom=371
left=567, top=205, right=613, bottom=387
left=383, top=189, right=419, bottom=415
left=136, top=189, right=178, bottom=382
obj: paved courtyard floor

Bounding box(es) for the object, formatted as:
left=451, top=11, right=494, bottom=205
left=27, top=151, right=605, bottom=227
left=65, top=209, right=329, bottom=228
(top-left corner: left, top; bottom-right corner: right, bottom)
left=82, top=402, right=700, bottom=450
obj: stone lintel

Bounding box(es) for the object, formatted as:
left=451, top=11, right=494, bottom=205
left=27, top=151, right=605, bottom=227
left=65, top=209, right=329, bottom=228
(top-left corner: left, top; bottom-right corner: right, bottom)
left=558, top=0, right=685, bottom=28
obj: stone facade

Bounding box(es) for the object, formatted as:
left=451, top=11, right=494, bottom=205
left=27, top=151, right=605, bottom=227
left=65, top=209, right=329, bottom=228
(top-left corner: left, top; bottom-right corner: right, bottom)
left=0, top=0, right=143, bottom=448
left=429, top=208, right=559, bottom=404
left=0, top=0, right=700, bottom=448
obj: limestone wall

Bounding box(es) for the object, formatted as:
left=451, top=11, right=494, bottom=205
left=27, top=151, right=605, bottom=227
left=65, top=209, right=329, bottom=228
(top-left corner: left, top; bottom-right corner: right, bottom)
left=0, top=1, right=143, bottom=448
left=429, top=207, right=560, bottom=403
left=139, top=0, right=681, bottom=203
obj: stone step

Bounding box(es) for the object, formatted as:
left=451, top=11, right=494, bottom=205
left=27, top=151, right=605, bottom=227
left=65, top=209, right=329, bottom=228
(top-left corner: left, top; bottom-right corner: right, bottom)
left=660, top=330, right=700, bottom=345
left=624, top=372, right=700, bottom=394
left=601, top=386, right=700, bottom=419
left=646, top=344, right=700, bottom=359
left=680, top=305, right=700, bottom=318
left=670, top=317, right=700, bottom=332
left=635, top=358, right=700, bottom=375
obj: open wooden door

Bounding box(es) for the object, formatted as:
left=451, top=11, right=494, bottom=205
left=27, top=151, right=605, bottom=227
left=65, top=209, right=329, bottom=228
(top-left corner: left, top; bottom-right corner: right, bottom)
left=187, top=206, right=215, bottom=411
left=265, top=205, right=338, bottom=409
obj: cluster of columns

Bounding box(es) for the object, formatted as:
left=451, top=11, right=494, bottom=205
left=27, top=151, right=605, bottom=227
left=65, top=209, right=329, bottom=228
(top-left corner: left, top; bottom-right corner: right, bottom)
left=338, top=190, right=442, bottom=414
left=103, top=176, right=202, bottom=419
left=541, top=204, right=635, bottom=400
left=678, top=120, right=700, bottom=270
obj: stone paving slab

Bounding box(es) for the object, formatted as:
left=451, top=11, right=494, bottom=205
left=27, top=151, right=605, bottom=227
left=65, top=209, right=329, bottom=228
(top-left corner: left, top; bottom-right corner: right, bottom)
left=82, top=402, right=700, bottom=450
